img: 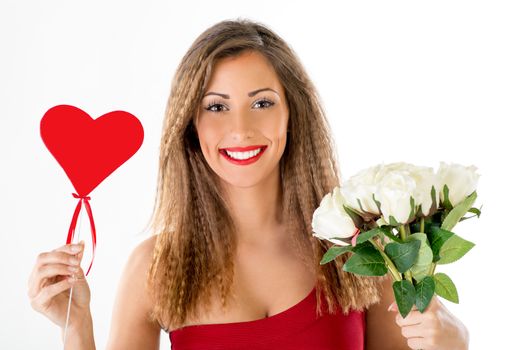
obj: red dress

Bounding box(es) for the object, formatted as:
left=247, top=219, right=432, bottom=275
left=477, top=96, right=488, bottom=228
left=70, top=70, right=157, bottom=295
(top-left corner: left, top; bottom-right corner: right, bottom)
left=169, top=284, right=366, bottom=350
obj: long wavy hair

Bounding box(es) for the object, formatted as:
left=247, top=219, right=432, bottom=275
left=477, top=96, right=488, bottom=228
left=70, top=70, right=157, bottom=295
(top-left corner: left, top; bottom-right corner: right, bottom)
left=146, top=18, right=384, bottom=331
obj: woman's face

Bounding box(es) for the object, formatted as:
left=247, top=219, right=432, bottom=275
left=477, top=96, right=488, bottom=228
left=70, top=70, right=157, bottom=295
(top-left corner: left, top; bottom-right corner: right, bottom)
left=195, top=50, right=289, bottom=188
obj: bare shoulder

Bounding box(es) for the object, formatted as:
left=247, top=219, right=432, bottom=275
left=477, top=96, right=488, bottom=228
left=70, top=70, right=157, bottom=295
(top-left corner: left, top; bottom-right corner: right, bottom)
left=105, top=235, right=160, bottom=350
left=365, top=274, right=410, bottom=350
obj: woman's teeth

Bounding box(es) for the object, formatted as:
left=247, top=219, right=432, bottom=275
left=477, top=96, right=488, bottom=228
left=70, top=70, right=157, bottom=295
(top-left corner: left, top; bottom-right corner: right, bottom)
left=225, top=147, right=263, bottom=160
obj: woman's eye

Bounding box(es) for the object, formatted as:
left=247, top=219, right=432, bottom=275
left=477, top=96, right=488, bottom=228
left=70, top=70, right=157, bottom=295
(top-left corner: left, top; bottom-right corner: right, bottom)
left=204, top=102, right=228, bottom=113
left=253, top=99, right=275, bottom=109
left=203, top=98, right=274, bottom=113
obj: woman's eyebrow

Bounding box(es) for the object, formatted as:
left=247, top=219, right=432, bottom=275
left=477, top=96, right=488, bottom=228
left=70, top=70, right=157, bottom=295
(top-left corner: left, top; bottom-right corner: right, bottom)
left=203, top=87, right=278, bottom=99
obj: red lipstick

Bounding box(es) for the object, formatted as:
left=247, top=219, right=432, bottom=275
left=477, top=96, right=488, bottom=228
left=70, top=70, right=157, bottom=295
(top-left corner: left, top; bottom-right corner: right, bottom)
left=219, top=145, right=267, bottom=166
left=220, top=145, right=267, bottom=152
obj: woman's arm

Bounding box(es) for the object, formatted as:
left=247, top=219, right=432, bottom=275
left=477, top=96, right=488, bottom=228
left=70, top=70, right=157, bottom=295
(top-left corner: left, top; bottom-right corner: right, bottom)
left=62, top=309, right=96, bottom=349
left=105, top=235, right=162, bottom=350
left=365, top=274, right=411, bottom=350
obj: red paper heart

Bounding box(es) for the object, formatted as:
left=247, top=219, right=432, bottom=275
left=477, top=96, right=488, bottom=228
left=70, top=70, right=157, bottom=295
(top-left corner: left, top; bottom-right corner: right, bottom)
left=40, top=104, right=144, bottom=196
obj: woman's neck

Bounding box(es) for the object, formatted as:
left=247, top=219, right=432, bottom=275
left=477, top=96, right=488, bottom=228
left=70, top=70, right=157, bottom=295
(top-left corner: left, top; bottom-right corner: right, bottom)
left=221, top=166, right=284, bottom=245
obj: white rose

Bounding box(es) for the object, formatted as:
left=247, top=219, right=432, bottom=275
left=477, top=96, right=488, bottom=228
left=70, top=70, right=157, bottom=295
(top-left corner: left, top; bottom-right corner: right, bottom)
left=376, top=162, right=439, bottom=217
left=436, top=162, right=480, bottom=207
left=312, top=186, right=359, bottom=246
left=339, top=164, right=381, bottom=215
left=375, top=170, right=417, bottom=224
left=375, top=162, right=417, bottom=181
left=409, top=165, right=440, bottom=216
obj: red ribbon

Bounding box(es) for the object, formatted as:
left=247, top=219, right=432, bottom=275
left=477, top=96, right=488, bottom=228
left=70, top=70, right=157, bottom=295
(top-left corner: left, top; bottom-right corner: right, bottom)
left=66, top=193, right=97, bottom=276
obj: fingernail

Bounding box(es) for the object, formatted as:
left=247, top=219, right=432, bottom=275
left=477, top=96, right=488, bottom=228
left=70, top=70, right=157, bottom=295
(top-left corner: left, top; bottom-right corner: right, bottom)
left=387, top=303, right=394, bottom=312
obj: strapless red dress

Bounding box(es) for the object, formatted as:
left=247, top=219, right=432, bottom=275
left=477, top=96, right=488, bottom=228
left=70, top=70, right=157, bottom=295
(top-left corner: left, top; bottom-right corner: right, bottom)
left=169, top=285, right=366, bottom=350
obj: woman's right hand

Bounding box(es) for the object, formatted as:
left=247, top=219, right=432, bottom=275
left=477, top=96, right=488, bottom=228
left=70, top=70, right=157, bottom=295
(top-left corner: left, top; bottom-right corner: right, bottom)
left=28, top=241, right=92, bottom=330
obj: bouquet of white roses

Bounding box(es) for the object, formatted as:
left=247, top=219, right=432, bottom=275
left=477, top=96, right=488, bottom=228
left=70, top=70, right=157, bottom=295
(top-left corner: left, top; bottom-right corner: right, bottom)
left=312, top=161, right=481, bottom=318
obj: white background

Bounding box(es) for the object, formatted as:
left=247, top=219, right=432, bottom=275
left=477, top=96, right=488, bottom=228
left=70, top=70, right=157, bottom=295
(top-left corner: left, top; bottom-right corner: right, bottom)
left=1, top=1, right=523, bottom=349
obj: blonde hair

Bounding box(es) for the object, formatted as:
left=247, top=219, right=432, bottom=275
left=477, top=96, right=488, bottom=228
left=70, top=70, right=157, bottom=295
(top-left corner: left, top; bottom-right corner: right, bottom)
left=146, top=18, right=383, bottom=331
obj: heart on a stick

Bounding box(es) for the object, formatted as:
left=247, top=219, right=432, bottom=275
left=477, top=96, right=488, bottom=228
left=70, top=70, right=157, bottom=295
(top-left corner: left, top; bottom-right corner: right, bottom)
left=40, top=104, right=144, bottom=196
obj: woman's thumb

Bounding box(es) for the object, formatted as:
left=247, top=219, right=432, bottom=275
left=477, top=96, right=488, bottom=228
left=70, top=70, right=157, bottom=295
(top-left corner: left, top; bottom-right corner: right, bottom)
left=77, top=240, right=85, bottom=260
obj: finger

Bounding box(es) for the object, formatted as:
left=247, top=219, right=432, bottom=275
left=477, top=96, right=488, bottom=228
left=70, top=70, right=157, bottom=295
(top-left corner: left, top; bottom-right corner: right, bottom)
left=41, top=263, right=80, bottom=280
left=30, top=278, right=74, bottom=313
left=76, top=244, right=85, bottom=261
left=399, top=323, right=429, bottom=339
left=28, top=262, right=79, bottom=298
left=36, top=249, right=83, bottom=268
left=28, top=250, right=83, bottom=297
left=52, top=242, right=84, bottom=255
left=70, top=264, right=86, bottom=281
left=396, top=311, right=424, bottom=326
left=406, top=337, right=425, bottom=349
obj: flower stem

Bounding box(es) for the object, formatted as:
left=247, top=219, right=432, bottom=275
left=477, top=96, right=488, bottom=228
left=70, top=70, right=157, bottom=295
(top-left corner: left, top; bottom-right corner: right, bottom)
left=398, top=224, right=413, bottom=283
left=369, top=238, right=402, bottom=282
left=428, top=262, right=436, bottom=275
left=399, top=225, right=407, bottom=240
left=420, top=217, right=425, bottom=233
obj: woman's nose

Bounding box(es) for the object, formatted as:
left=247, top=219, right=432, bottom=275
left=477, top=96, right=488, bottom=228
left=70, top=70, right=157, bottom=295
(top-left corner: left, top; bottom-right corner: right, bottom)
left=230, top=111, right=255, bottom=139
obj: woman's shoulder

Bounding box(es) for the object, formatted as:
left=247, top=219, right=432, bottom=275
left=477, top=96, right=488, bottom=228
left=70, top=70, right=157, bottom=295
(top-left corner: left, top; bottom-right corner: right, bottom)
left=131, top=234, right=158, bottom=262
left=123, top=234, right=160, bottom=297
left=122, top=235, right=158, bottom=282
left=105, top=234, right=162, bottom=348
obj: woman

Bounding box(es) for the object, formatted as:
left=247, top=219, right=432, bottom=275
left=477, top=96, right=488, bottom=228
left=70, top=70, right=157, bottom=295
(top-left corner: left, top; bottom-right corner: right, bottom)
left=28, top=19, right=469, bottom=349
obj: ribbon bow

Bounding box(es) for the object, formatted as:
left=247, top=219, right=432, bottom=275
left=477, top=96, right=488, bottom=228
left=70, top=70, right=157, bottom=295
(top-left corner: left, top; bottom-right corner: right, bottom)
left=66, top=193, right=97, bottom=276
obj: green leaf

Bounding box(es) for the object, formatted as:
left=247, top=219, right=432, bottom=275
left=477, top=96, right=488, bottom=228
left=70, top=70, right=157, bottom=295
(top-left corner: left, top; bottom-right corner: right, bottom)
left=351, top=240, right=375, bottom=254
left=381, top=226, right=402, bottom=243
left=388, top=215, right=400, bottom=226
left=441, top=191, right=477, bottom=231
left=442, top=184, right=453, bottom=210
left=458, top=205, right=482, bottom=222
left=414, top=276, right=435, bottom=313
left=393, top=280, right=416, bottom=318
left=320, top=245, right=353, bottom=264
left=384, top=240, right=421, bottom=273
left=355, top=227, right=389, bottom=245
left=434, top=272, right=459, bottom=303
left=429, top=185, right=438, bottom=215
left=355, top=228, right=379, bottom=244
left=426, top=226, right=454, bottom=262
left=468, top=206, right=482, bottom=217
left=437, top=234, right=475, bottom=265
left=342, top=204, right=363, bottom=227
left=405, top=233, right=433, bottom=281
left=343, top=246, right=388, bottom=276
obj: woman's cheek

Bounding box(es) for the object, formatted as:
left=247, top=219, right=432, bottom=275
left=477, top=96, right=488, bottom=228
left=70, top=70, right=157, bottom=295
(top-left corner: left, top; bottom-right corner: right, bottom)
left=259, top=112, right=288, bottom=138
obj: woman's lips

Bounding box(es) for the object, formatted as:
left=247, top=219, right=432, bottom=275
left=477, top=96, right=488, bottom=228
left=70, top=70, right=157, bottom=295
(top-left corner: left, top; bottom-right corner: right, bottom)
left=219, top=145, right=267, bottom=166
left=220, top=145, right=267, bottom=152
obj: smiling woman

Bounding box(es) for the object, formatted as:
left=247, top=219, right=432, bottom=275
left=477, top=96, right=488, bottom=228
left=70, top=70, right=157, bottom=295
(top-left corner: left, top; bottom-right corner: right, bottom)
left=28, top=17, right=403, bottom=350
left=143, top=18, right=390, bottom=349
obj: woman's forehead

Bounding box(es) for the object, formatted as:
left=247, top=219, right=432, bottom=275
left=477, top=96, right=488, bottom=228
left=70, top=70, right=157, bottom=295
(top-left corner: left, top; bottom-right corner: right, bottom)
left=204, top=51, right=283, bottom=96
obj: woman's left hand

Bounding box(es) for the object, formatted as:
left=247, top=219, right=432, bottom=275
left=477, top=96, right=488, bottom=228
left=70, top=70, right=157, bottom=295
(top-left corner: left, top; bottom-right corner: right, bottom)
left=388, top=295, right=470, bottom=350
